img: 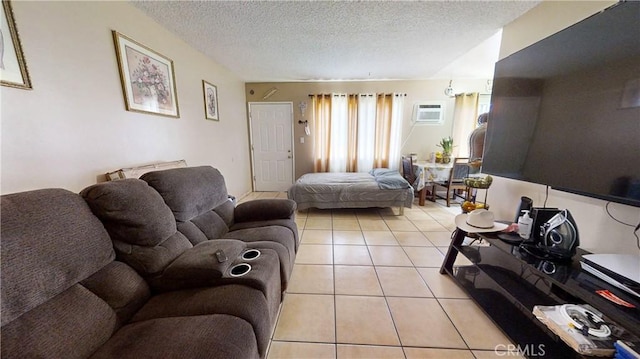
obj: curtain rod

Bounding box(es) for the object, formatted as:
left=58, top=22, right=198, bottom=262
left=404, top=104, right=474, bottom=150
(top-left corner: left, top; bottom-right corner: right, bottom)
left=308, top=93, right=407, bottom=97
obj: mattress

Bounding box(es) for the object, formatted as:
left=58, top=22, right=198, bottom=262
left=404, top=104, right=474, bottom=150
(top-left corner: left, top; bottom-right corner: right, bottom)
left=287, top=171, right=413, bottom=211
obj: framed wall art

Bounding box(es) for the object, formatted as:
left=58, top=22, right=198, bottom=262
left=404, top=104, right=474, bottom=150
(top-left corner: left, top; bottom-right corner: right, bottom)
left=112, top=30, right=179, bottom=118
left=1, top=0, right=32, bottom=89
left=202, top=80, right=219, bottom=121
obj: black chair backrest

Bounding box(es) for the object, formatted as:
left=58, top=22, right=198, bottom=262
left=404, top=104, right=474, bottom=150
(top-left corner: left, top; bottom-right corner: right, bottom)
left=450, top=158, right=470, bottom=183
left=402, top=157, right=416, bottom=184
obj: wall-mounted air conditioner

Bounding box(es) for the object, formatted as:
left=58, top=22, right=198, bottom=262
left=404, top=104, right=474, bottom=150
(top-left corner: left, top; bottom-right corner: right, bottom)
left=413, top=102, right=444, bottom=125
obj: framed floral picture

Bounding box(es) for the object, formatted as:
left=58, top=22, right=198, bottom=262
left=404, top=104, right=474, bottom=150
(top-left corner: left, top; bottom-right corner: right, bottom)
left=1, top=0, right=32, bottom=89
left=112, top=30, right=179, bottom=118
left=202, top=80, right=219, bottom=121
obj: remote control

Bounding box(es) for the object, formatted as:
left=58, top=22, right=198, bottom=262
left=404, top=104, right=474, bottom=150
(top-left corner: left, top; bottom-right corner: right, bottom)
left=214, top=250, right=228, bottom=263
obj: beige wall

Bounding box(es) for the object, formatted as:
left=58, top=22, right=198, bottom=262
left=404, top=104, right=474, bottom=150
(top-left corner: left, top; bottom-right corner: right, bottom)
left=489, top=0, right=639, bottom=254
left=1, top=1, right=252, bottom=196
left=245, top=79, right=488, bottom=179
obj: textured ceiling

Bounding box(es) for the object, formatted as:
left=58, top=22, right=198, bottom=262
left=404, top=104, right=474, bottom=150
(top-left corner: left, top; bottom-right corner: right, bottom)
left=132, top=1, right=540, bottom=82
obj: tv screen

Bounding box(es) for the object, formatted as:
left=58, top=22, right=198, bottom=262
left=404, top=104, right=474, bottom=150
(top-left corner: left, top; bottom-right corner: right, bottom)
left=483, top=1, right=640, bottom=207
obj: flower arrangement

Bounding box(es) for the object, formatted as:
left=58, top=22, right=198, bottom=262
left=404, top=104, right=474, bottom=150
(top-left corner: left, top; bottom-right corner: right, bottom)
left=437, top=136, right=454, bottom=155
left=131, top=56, right=171, bottom=107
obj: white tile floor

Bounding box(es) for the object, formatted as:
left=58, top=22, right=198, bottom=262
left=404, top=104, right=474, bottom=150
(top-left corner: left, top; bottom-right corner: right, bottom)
left=239, top=192, right=522, bottom=359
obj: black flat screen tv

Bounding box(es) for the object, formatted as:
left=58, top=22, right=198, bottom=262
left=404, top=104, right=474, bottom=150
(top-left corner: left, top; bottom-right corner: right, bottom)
left=483, top=1, right=640, bottom=207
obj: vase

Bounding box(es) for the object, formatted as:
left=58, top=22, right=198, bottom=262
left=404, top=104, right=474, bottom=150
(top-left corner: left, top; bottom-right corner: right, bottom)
left=442, top=154, right=452, bottom=164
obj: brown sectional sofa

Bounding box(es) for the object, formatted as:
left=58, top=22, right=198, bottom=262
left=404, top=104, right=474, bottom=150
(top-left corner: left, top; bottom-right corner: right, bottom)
left=1, top=166, right=298, bottom=358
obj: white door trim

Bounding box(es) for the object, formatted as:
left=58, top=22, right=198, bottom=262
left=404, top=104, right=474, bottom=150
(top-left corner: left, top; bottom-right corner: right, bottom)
left=247, top=101, right=295, bottom=191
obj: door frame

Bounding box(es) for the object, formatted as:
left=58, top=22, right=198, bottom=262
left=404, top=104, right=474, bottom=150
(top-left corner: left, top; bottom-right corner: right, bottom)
left=247, top=101, right=295, bottom=192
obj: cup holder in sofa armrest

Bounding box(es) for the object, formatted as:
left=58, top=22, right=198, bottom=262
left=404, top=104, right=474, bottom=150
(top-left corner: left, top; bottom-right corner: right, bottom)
left=241, top=249, right=261, bottom=261
left=229, top=263, right=252, bottom=277
left=149, top=239, right=247, bottom=289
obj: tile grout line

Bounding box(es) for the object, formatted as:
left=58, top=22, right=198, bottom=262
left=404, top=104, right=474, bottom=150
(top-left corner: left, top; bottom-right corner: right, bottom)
left=405, top=205, right=476, bottom=355
left=331, top=209, right=338, bottom=359
left=370, top=210, right=408, bottom=359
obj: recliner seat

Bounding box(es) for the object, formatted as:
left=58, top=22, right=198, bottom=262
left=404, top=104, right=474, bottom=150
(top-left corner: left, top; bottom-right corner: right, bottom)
left=140, top=166, right=298, bottom=290
left=81, top=178, right=282, bottom=325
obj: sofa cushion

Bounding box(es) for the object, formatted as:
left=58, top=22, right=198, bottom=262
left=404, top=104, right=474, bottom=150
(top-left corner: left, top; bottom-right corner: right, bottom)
left=81, top=179, right=177, bottom=247
left=176, top=221, right=210, bottom=244
left=81, top=179, right=193, bottom=277
left=213, top=199, right=235, bottom=227
left=131, top=284, right=272, bottom=356
left=141, top=166, right=230, bottom=222
left=90, top=314, right=259, bottom=359
left=191, top=210, right=230, bottom=240
left=1, top=284, right=117, bottom=359
left=81, top=261, right=150, bottom=327
left=1, top=189, right=115, bottom=326
left=110, top=232, right=192, bottom=276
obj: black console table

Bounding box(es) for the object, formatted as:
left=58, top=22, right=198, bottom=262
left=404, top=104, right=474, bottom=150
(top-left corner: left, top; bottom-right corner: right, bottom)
left=440, top=228, right=640, bottom=358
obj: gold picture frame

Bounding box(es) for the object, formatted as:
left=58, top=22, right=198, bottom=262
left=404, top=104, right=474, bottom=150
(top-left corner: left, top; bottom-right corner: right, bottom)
left=112, top=30, right=179, bottom=118
left=202, top=80, right=219, bottom=121
left=0, top=0, right=32, bottom=89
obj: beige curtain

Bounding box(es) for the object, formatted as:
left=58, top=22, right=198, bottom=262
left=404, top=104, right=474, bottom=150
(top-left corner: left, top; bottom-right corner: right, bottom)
left=346, top=94, right=359, bottom=172
left=312, top=94, right=332, bottom=172
left=451, top=92, right=479, bottom=158
left=373, top=94, right=393, bottom=168
left=312, top=93, right=400, bottom=173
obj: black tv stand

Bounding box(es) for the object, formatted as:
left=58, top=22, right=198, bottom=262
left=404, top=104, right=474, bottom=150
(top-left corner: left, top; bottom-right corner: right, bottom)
left=440, top=229, right=640, bottom=358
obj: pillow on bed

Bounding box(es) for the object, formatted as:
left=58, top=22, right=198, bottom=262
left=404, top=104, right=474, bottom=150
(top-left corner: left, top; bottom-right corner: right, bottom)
left=372, top=170, right=411, bottom=189
left=369, top=168, right=397, bottom=177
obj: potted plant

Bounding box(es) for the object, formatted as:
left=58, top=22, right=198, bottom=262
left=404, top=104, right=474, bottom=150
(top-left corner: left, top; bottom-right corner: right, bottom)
left=437, top=136, right=454, bottom=163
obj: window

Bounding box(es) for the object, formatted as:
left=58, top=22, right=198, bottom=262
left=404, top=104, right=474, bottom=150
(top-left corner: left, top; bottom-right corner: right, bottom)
left=311, top=93, right=404, bottom=173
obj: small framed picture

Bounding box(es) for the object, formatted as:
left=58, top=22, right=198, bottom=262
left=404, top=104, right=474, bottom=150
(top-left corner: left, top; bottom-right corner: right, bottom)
left=202, top=80, right=219, bottom=121
left=112, top=30, right=179, bottom=118
left=1, top=0, right=32, bottom=89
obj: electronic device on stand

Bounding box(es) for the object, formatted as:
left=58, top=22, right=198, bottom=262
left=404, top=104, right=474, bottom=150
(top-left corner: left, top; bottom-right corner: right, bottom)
left=497, top=196, right=533, bottom=244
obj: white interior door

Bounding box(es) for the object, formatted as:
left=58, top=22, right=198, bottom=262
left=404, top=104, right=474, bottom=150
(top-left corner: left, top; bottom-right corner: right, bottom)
left=249, top=102, right=294, bottom=191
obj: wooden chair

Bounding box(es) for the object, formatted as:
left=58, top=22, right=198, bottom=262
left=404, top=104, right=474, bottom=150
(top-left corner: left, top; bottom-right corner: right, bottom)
left=401, top=156, right=427, bottom=206
left=432, top=157, right=470, bottom=207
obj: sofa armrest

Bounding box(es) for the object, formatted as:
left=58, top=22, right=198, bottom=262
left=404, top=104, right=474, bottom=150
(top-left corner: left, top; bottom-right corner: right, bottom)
left=234, top=199, right=296, bottom=223
left=152, top=239, right=245, bottom=291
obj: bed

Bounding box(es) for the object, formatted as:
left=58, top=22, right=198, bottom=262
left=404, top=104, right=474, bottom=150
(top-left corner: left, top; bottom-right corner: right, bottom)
left=287, top=169, right=414, bottom=214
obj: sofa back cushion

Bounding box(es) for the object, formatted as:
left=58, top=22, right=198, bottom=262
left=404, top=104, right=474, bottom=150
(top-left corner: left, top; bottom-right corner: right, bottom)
left=2, top=262, right=151, bottom=359
left=141, top=166, right=230, bottom=222
left=81, top=179, right=177, bottom=246
left=0, top=189, right=149, bottom=358
left=1, top=188, right=115, bottom=326
left=142, top=166, right=235, bottom=244
left=81, top=179, right=193, bottom=276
